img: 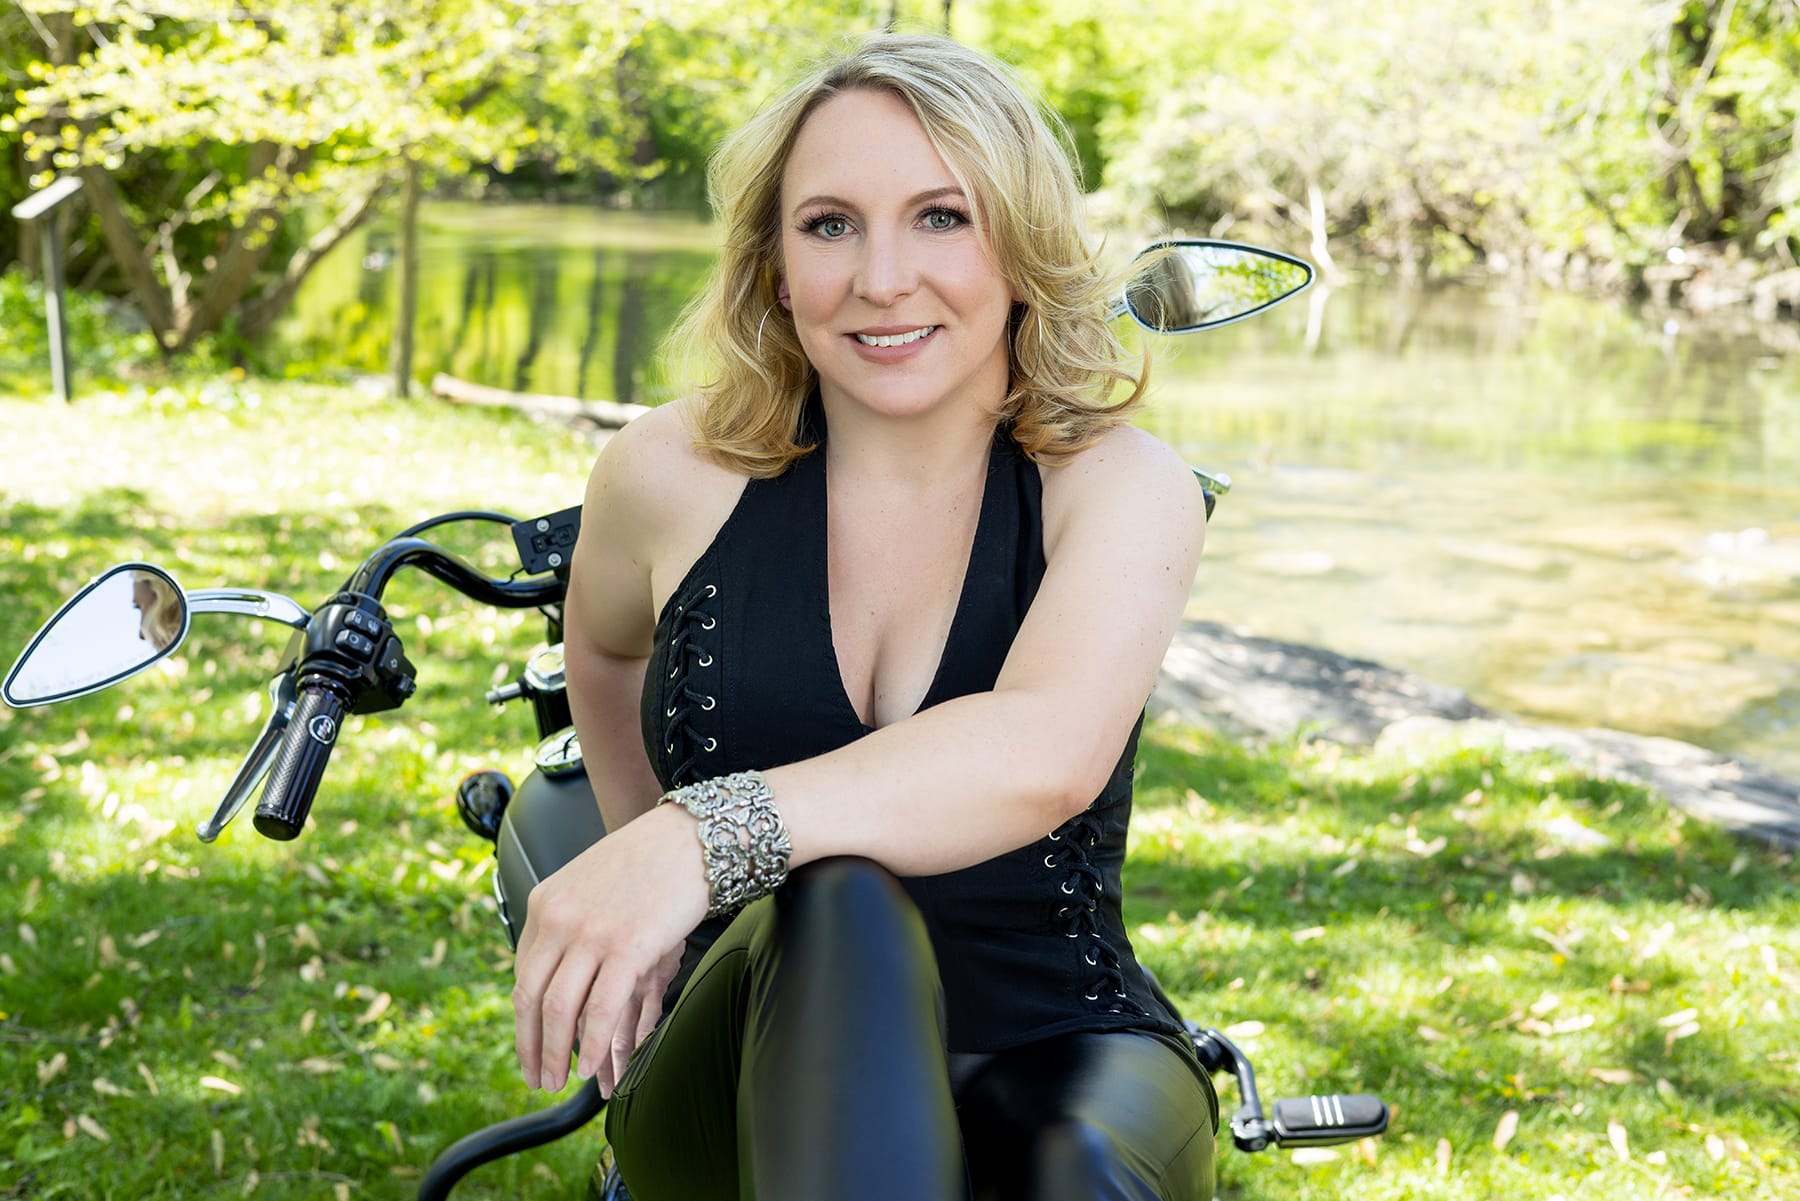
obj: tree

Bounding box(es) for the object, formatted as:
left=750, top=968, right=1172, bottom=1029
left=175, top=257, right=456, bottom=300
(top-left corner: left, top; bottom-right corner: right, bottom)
left=6, top=0, right=669, bottom=354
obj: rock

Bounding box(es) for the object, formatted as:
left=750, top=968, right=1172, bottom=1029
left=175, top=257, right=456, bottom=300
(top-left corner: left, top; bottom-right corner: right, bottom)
left=1153, top=619, right=1800, bottom=849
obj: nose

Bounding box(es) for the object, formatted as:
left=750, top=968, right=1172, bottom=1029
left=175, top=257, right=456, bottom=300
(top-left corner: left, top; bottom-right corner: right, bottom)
left=854, top=229, right=918, bottom=307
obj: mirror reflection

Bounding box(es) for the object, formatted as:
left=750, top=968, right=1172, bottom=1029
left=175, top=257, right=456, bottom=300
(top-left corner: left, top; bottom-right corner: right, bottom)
left=1126, top=242, right=1313, bottom=333
left=2, top=563, right=189, bottom=707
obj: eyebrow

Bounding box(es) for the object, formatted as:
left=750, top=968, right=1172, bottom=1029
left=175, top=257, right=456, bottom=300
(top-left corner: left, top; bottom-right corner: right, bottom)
left=789, top=185, right=969, bottom=214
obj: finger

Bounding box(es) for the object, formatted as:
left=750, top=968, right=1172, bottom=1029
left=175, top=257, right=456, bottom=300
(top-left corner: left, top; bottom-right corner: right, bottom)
left=574, top=964, right=639, bottom=1098
left=511, top=941, right=561, bottom=1090
left=633, top=983, right=664, bottom=1054
left=537, top=951, right=605, bottom=1093
left=603, top=992, right=645, bottom=1095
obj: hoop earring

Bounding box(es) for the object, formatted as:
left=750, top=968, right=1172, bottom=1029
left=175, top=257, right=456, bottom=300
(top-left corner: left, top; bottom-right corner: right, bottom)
left=755, top=304, right=778, bottom=358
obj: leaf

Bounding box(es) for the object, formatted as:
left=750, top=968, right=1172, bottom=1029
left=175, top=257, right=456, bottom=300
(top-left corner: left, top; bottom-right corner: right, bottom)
left=1588, top=1067, right=1636, bottom=1085
left=212, top=1050, right=244, bottom=1070
left=92, top=1077, right=132, bottom=1097
left=1664, top=1020, right=1700, bottom=1048
left=1435, top=1137, right=1453, bottom=1175
left=1222, top=1020, right=1265, bottom=1039
left=420, top=937, right=447, bottom=968
left=18, top=923, right=37, bottom=949
left=1493, top=1110, right=1519, bottom=1152
left=1417, top=1025, right=1449, bottom=1042
left=200, top=1075, right=243, bottom=1096
left=212, top=1128, right=225, bottom=1175
left=1608, top=1118, right=1630, bottom=1161
left=1291, top=926, right=1325, bottom=942
left=371, top=1052, right=404, bottom=1071
left=76, top=1114, right=110, bottom=1143
left=1704, top=1133, right=1725, bottom=1161
left=1291, top=1147, right=1340, bottom=1165
left=1354, top=1136, right=1379, bottom=1166
left=137, top=1061, right=160, bottom=1096
left=1657, top=1007, right=1699, bottom=1027
left=1529, top=992, right=1560, bottom=1016
left=297, top=1058, right=341, bottom=1074
left=38, top=1052, right=68, bottom=1085
left=356, top=991, right=393, bottom=1025
left=1331, top=858, right=1359, bottom=877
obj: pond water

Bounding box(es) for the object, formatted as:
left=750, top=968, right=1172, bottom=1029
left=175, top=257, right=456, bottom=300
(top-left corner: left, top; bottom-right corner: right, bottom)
left=272, top=203, right=1800, bottom=777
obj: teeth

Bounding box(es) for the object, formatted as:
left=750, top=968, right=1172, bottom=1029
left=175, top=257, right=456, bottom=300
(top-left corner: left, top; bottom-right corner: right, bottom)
left=855, top=326, right=935, bottom=347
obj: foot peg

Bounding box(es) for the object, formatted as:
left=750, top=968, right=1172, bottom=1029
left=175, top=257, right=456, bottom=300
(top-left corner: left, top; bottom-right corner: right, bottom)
left=1269, top=1094, right=1390, bottom=1146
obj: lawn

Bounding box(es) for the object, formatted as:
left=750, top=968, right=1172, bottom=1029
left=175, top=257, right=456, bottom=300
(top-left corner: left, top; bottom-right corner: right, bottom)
left=1, top=381, right=1795, bottom=1200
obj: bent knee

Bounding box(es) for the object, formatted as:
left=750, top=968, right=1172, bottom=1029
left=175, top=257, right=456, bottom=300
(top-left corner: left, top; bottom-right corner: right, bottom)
left=780, top=856, right=912, bottom=932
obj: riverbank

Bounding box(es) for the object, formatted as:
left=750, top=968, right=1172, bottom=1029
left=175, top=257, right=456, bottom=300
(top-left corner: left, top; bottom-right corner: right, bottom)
left=1153, top=620, right=1800, bottom=849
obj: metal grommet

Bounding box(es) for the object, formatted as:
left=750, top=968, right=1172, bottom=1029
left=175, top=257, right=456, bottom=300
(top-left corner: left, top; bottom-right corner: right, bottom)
left=1066, top=929, right=1081, bottom=939
left=665, top=706, right=676, bottom=718
left=697, top=653, right=713, bottom=667
left=1084, top=949, right=1098, bottom=965
left=665, top=742, right=674, bottom=754
left=1060, top=880, right=1076, bottom=895
left=703, top=737, right=717, bottom=752
left=1047, top=830, right=1061, bottom=841
left=1043, top=854, right=1057, bottom=869
left=1084, top=992, right=1100, bottom=1002
left=699, top=615, right=716, bottom=630
left=703, top=584, right=717, bottom=598
left=700, top=695, right=716, bottom=711
left=1057, top=906, right=1071, bottom=919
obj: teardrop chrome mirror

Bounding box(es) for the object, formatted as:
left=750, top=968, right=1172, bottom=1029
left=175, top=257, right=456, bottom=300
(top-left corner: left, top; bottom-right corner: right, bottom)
left=1120, top=240, right=1314, bottom=333
left=2, top=563, right=190, bottom=707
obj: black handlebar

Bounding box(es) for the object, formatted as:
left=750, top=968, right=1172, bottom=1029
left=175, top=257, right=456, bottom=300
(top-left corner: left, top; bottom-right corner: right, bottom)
left=254, top=676, right=351, bottom=840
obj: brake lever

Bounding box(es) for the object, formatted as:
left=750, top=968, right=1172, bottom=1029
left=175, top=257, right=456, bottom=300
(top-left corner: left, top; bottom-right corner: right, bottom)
left=197, top=672, right=298, bottom=842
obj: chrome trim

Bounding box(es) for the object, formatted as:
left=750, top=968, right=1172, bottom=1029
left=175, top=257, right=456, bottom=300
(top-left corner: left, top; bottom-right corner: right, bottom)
left=187, top=588, right=310, bottom=629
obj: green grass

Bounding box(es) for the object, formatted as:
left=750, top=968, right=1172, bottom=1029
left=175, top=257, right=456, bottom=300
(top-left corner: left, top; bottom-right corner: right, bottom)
left=2, top=382, right=1797, bottom=1200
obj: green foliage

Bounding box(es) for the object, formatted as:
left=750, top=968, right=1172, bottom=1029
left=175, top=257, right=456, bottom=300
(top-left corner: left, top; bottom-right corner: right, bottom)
left=1097, top=0, right=1800, bottom=281
left=0, top=266, right=159, bottom=393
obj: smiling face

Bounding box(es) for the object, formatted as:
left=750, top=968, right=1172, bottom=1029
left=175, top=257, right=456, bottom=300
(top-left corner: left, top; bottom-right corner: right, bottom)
left=778, top=87, right=1015, bottom=426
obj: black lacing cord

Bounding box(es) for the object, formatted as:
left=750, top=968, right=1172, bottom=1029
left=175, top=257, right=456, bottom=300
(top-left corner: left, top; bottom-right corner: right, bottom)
left=1048, top=809, right=1142, bottom=1014
left=663, top=586, right=718, bottom=784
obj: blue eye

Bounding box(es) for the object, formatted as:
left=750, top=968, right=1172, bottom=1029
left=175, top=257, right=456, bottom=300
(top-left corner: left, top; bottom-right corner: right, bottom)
left=923, top=209, right=965, bottom=231
left=803, top=214, right=851, bottom=238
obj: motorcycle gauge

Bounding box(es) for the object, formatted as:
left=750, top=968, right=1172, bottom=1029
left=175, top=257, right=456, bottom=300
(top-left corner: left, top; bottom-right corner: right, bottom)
left=532, top=729, right=584, bottom=779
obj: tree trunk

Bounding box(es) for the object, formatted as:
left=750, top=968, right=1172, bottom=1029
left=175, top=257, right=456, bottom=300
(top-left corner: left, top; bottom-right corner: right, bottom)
left=77, top=165, right=175, bottom=345
left=390, top=157, right=422, bottom=399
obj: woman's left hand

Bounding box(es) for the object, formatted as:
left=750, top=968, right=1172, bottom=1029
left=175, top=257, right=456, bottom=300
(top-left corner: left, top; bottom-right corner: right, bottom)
left=512, top=803, right=708, bottom=1095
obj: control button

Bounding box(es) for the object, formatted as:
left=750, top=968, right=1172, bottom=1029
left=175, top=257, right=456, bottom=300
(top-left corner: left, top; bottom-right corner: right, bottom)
left=345, top=609, right=383, bottom=636
left=335, top=629, right=376, bottom=659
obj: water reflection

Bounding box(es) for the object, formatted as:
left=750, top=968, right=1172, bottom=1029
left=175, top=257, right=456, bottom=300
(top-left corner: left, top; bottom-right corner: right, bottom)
left=276, top=205, right=716, bottom=404
left=268, top=207, right=1800, bottom=776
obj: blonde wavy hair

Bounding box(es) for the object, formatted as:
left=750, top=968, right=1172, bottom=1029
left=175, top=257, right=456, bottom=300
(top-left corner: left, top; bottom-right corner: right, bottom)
left=671, top=32, right=1147, bottom=476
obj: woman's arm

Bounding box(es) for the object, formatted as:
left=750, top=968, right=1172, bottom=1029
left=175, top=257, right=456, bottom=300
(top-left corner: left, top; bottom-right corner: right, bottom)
left=767, top=424, right=1206, bottom=871
left=515, top=421, right=1206, bottom=1094
left=561, top=414, right=671, bottom=835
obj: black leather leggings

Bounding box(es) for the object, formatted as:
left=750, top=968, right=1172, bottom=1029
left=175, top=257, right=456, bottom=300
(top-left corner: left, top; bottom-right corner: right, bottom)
left=603, top=858, right=1218, bottom=1200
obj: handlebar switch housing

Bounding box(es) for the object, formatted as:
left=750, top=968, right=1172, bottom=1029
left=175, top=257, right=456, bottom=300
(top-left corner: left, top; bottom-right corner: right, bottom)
left=295, top=592, right=417, bottom=714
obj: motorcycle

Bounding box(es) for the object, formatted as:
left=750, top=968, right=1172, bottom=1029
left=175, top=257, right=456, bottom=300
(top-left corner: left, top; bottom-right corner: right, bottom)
left=4, top=240, right=1387, bottom=1199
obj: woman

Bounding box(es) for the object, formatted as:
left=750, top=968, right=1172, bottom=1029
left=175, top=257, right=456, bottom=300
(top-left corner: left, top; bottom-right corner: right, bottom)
left=512, top=32, right=1215, bottom=1200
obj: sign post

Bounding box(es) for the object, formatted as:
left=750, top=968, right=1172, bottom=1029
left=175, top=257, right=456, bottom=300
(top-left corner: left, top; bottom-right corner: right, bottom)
left=11, top=175, right=87, bottom=403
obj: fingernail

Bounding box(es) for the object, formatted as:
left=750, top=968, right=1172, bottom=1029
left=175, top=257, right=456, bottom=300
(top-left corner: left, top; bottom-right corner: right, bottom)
left=576, top=1056, right=593, bottom=1080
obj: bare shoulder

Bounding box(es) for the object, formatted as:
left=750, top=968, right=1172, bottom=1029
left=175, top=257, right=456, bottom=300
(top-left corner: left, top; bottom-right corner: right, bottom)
left=584, top=398, right=744, bottom=542
left=1038, top=423, right=1205, bottom=551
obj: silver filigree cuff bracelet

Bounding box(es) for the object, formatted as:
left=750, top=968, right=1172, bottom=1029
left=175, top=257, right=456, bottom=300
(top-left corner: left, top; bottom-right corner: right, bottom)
left=656, top=770, right=793, bottom=918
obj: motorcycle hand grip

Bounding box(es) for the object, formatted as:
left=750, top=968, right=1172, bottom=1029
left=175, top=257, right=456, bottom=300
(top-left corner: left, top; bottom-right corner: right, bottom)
left=254, top=678, right=351, bottom=841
